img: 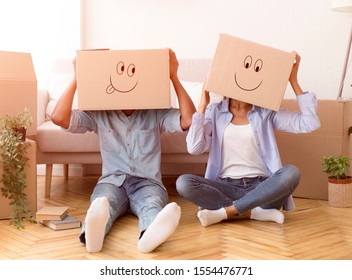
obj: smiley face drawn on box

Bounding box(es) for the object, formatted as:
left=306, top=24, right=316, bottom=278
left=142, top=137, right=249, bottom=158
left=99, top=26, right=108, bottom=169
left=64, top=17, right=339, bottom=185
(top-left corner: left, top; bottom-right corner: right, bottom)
left=234, top=54, right=263, bottom=92
left=205, top=34, right=295, bottom=111
left=106, top=60, right=139, bottom=94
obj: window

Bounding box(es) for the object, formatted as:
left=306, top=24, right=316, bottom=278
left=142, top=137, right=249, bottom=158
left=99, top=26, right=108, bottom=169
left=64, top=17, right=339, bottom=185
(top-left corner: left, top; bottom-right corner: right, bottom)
left=0, top=0, right=80, bottom=86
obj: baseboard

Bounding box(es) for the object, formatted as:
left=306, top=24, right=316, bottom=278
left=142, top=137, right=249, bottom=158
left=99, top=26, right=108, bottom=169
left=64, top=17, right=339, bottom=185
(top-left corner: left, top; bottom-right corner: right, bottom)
left=36, top=163, right=206, bottom=178
left=36, top=164, right=85, bottom=177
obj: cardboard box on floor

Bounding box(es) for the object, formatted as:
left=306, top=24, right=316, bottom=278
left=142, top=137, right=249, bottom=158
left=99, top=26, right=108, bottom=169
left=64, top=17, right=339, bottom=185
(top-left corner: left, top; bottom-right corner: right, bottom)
left=76, top=49, right=171, bottom=110
left=277, top=99, right=352, bottom=200
left=0, top=139, right=37, bottom=219
left=205, top=34, right=295, bottom=111
left=0, top=51, right=37, bottom=136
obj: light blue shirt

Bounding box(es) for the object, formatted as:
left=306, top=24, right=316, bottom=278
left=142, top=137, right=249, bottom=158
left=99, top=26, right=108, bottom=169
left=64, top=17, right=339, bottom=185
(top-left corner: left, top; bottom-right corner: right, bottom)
left=186, top=92, right=321, bottom=209
left=66, top=109, right=182, bottom=188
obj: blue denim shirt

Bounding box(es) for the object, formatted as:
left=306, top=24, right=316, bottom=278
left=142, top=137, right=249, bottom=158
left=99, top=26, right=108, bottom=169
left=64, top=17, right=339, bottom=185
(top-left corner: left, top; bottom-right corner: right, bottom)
left=66, top=109, right=182, bottom=188
left=186, top=92, right=321, bottom=210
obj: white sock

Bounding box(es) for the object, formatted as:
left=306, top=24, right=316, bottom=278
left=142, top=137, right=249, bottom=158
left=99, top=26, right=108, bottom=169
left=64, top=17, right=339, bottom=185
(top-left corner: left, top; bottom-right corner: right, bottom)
left=138, top=202, right=181, bottom=253
left=250, top=206, right=284, bottom=224
left=85, top=197, right=110, bottom=253
left=197, top=208, right=227, bottom=227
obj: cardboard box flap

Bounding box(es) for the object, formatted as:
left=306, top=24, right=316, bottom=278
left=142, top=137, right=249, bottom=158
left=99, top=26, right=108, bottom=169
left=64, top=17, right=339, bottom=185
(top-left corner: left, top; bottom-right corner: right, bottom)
left=205, top=34, right=295, bottom=111
left=0, top=51, right=36, bottom=81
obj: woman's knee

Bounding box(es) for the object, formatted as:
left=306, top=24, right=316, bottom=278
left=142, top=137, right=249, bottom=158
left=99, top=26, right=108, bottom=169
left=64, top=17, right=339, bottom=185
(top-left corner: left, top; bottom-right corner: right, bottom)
left=176, top=174, right=196, bottom=196
left=284, top=164, right=301, bottom=186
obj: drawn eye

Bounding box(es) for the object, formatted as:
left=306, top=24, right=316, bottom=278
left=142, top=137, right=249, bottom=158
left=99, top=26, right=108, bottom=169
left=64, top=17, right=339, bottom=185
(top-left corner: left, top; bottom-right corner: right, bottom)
left=244, top=55, right=252, bottom=69
left=116, top=61, right=125, bottom=75
left=127, top=64, right=136, bottom=77
left=254, top=59, right=263, bottom=72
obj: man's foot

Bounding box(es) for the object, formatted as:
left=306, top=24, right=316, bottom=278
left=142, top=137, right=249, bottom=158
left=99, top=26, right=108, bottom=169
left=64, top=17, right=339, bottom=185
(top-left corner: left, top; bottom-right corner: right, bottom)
left=138, top=202, right=181, bottom=253
left=85, top=197, right=110, bottom=252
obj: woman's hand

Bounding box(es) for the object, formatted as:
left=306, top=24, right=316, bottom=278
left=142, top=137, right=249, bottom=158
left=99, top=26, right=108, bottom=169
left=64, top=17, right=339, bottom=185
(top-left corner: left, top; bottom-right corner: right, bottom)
left=198, top=80, right=210, bottom=114
left=289, top=51, right=303, bottom=96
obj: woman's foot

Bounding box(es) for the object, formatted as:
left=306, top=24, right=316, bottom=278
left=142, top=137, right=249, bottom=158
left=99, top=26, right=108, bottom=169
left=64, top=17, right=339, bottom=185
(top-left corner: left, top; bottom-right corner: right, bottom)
left=197, top=208, right=227, bottom=227
left=250, top=207, right=284, bottom=224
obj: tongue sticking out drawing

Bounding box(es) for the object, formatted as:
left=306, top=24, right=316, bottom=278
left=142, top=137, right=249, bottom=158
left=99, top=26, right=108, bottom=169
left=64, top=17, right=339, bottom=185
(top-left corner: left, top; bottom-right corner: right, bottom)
left=106, top=60, right=139, bottom=94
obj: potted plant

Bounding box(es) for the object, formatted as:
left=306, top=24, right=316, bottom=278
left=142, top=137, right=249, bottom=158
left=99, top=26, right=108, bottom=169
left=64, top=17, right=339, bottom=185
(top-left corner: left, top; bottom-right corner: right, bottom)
left=322, top=155, right=352, bottom=207
left=0, top=108, right=36, bottom=228
left=0, top=107, right=33, bottom=141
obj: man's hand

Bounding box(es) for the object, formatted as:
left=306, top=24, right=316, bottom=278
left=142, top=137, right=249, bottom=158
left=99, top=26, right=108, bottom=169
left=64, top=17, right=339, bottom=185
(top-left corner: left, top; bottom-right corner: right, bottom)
left=169, top=49, right=179, bottom=82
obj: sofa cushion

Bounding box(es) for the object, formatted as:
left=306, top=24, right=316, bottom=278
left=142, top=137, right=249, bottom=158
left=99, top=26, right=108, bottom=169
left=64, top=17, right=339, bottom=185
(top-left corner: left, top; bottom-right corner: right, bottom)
left=46, top=73, right=78, bottom=120
left=36, top=120, right=190, bottom=154
left=171, top=80, right=224, bottom=108
left=36, top=121, right=100, bottom=152
left=161, top=131, right=188, bottom=154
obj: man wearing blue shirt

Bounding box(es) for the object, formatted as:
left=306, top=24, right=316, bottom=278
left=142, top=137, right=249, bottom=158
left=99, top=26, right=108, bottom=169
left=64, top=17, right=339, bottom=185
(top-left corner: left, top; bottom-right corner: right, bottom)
left=52, top=49, right=196, bottom=253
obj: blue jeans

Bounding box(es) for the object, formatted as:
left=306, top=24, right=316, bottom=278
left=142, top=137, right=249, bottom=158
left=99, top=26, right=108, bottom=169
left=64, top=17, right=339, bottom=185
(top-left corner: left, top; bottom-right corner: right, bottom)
left=79, top=175, right=168, bottom=244
left=176, top=165, right=300, bottom=214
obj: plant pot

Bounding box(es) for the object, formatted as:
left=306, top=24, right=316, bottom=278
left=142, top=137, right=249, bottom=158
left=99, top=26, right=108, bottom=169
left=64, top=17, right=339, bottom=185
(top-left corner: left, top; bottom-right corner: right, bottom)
left=13, top=127, right=26, bottom=141
left=328, top=176, right=352, bottom=207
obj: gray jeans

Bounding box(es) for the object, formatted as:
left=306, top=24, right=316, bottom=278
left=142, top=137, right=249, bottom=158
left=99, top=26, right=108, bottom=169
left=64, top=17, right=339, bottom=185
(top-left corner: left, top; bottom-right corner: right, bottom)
left=176, top=165, right=300, bottom=214
left=80, top=175, right=168, bottom=244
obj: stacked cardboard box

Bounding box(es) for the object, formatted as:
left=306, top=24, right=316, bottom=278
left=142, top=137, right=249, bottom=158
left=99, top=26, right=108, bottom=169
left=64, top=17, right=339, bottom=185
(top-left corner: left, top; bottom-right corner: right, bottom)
left=0, top=51, right=37, bottom=136
left=0, top=139, right=37, bottom=219
left=277, top=99, right=352, bottom=200
left=0, top=51, right=37, bottom=218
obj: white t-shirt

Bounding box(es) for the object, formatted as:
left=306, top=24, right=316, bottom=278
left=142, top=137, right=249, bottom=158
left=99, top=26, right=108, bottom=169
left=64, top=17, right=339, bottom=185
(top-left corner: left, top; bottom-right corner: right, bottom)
left=219, top=123, right=267, bottom=179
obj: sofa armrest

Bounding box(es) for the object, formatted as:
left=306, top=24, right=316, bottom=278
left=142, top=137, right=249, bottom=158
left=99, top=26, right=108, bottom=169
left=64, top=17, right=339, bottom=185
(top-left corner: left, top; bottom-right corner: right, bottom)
left=37, top=87, right=49, bottom=126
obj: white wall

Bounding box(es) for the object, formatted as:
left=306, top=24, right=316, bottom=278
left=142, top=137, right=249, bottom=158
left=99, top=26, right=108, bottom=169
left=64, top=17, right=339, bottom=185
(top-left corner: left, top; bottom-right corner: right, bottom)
left=0, top=0, right=80, bottom=87
left=81, top=0, right=352, bottom=99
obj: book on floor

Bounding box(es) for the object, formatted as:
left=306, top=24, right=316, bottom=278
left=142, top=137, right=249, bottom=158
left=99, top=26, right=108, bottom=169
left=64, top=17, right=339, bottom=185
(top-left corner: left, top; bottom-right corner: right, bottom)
left=40, top=215, right=81, bottom=231
left=35, top=206, right=69, bottom=221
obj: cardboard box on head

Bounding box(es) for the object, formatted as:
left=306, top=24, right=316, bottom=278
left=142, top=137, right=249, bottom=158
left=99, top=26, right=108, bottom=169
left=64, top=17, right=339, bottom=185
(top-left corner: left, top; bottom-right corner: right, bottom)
left=76, top=48, right=171, bottom=110
left=205, top=34, right=295, bottom=111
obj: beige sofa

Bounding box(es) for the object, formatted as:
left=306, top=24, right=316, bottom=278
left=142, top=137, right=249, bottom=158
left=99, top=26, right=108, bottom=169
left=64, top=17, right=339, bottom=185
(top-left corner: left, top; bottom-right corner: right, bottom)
left=35, top=58, right=351, bottom=201
left=34, top=59, right=213, bottom=197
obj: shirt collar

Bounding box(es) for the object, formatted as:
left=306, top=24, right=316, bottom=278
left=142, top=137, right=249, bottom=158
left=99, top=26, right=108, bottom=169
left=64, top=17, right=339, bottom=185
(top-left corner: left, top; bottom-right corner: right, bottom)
left=219, top=98, right=230, bottom=113
left=219, top=98, right=262, bottom=114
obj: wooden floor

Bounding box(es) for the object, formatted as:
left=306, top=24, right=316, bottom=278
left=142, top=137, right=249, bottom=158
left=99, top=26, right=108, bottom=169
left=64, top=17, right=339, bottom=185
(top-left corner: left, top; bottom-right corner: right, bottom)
left=1, top=175, right=352, bottom=260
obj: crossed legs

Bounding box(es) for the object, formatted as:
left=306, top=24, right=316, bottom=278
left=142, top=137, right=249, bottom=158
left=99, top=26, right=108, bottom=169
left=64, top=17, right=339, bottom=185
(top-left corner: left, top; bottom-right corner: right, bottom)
left=176, top=165, right=301, bottom=227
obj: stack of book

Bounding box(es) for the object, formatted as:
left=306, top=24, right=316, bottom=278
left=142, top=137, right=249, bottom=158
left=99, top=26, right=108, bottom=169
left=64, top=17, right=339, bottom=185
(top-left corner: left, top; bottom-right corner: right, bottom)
left=36, top=206, right=81, bottom=231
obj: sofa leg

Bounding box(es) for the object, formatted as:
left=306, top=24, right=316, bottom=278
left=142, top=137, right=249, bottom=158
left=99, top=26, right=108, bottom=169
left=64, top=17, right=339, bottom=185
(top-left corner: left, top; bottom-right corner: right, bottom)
left=63, top=164, right=69, bottom=180
left=45, top=164, right=53, bottom=197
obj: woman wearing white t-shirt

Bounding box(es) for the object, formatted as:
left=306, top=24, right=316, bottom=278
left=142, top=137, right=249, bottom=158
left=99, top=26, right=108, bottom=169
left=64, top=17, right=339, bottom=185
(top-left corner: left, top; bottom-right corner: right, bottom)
left=176, top=53, right=321, bottom=226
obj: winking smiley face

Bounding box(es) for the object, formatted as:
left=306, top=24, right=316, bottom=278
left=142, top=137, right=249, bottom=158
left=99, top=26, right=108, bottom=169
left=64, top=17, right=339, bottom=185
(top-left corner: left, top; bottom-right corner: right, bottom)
left=106, top=60, right=139, bottom=94
left=234, top=55, right=263, bottom=92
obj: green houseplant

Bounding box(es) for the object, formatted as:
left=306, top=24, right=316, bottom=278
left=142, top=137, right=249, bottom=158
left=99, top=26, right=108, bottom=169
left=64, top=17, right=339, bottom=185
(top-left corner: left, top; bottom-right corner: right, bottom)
left=1, top=107, right=33, bottom=141
left=0, top=108, right=35, bottom=228
left=322, top=155, right=352, bottom=207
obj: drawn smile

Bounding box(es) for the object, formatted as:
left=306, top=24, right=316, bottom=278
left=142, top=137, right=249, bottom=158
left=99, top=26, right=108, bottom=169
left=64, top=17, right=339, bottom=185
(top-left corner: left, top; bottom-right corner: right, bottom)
left=107, top=75, right=139, bottom=93
left=234, top=73, right=262, bottom=92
